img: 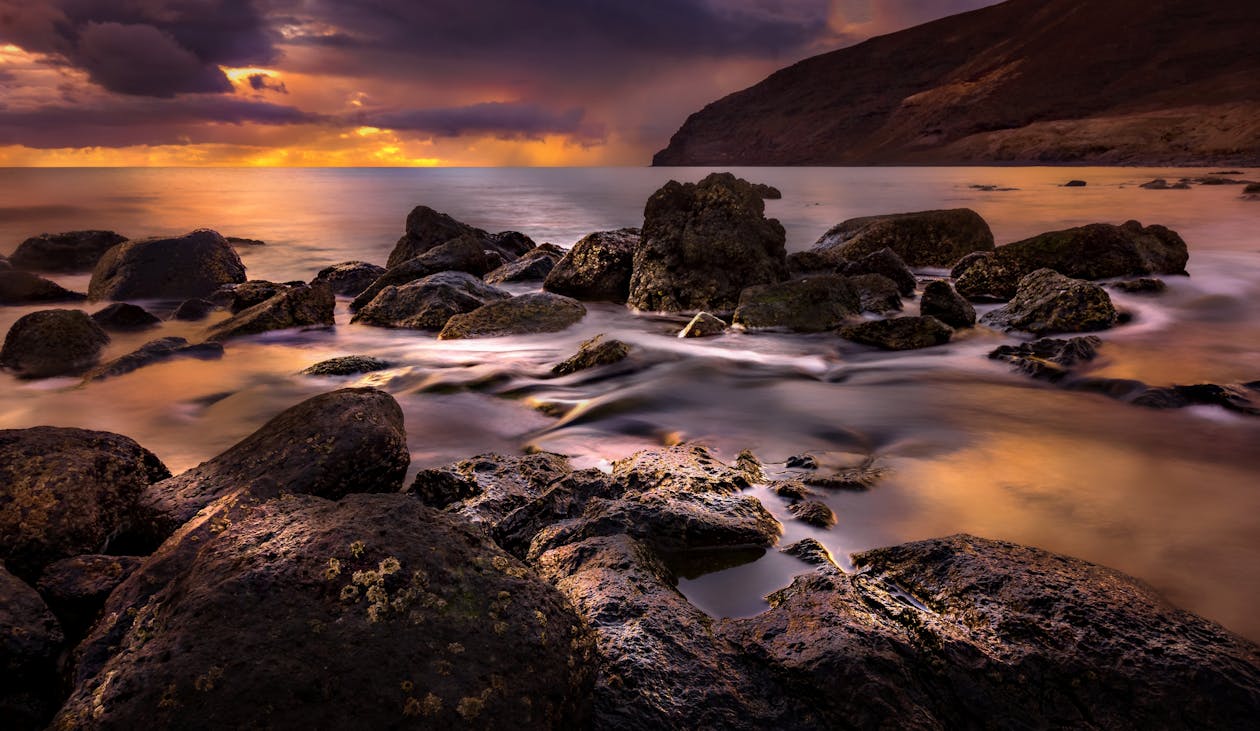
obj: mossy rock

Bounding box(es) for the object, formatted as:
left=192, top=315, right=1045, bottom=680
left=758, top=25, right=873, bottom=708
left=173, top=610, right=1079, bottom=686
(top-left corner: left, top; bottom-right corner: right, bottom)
left=0, top=309, right=109, bottom=378
left=733, top=275, right=860, bottom=332
left=439, top=292, right=586, bottom=340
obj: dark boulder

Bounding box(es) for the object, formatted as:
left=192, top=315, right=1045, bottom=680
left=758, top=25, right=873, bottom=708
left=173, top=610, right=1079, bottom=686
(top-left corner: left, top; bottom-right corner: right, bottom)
left=215, top=279, right=291, bottom=313
left=1063, top=180, right=1087, bottom=187
left=848, top=273, right=903, bottom=313
left=204, top=282, right=334, bottom=341
left=439, top=292, right=586, bottom=340
left=35, top=554, right=143, bottom=642
left=388, top=205, right=534, bottom=268
left=0, top=427, right=169, bottom=580
left=1108, top=277, right=1167, bottom=294
left=628, top=173, right=789, bottom=312
left=310, top=261, right=387, bottom=296
left=225, top=236, right=265, bottom=247
left=752, top=183, right=782, bottom=199
left=981, top=269, right=1118, bottom=336
left=1132, top=383, right=1260, bottom=417
left=87, top=229, right=246, bottom=302
left=544, top=228, right=639, bottom=303
left=679, top=311, right=728, bottom=338
left=0, top=565, right=64, bottom=731
left=90, top=302, right=159, bottom=332
left=352, top=271, right=509, bottom=330
left=134, top=388, right=409, bottom=544
left=781, top=538, right=836, bottom=566
left=840, top=247, right=917, bottom=296
left=1139, top=178, right=1191, bottom=190
left=0, top=270, right=85, bottom=305
left=1244, top=183, right=1260, bottom=198
left=813, top=208, right=994, bottom=268
left=840, top=316, right=953, bottom=350
left=351, top=236, right=494, bottom=311
left=9, top=230, right=127, bottom=273
left=83, top=337, right=223, bottom=382
left=787, top=500, right=836, bottom=528
left=948, top=250, right=992, bottom=279
left=552, top=334, right=631, bottom=376
left=919, top=280, right=976, bottom=328
left=990, top=336, right=1102, bottom=381
left=301, top=355, right=392, bottom=377
left=55, top=493, right=595, bottom=731
left=785, top=250, right=836, bottom=276
left=171, top=297, right=214, bottom=321
left=0, top=309, right=109, bottom=378
left=733, top=275, right=860, bottom=332
left=485, top=244, right=564, bottom=284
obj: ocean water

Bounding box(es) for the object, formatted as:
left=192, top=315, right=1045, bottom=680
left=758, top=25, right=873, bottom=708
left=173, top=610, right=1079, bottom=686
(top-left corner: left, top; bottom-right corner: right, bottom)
left=2, top=166, right=1259, bottom=640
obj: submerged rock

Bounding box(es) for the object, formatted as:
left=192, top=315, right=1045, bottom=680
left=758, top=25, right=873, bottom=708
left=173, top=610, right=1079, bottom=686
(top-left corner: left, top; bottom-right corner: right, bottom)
left=9, top=230, right=128, bottom=273
left=839, top=247, right=917, bottom=296
left=87, top=229, right=246, bottom=301
left=1139, top=178, right=1191, bottom=190
left=813, top=208, right=994, bottom=268
left=35, top=554, right=143, bottom=642
left=0, top=270, right=86, bottom=305
left=552, top=334, right=631, bottom=376
left=352, top=271, right=509, bottom=330
left=83, top=337, right=223, bottom=382
left=301, top=355, right=392, bottom=377
left=1063, top=179, right=1087, bottom=187
left=310, top=261, right=387, bottom=297
left=90, top=302, right=160, bottom=332
left=787, top=500, right=836, bottom=528
left=733, top=275, right=860, bottom=332
left=0, top=309, right=110, bottom=378
left=387, top=205, right=535, bottom=268
left=351, top=236, right=494, bottom=310
left=1108, top=277, right=1167, bottom=294
left=0, top=427, right=169, bottom=580
left=780, top=538, right=836, bottom=566
left=170, top=297, right=214, bottom=321
left=0, top=565, right=64, bottom=731
left=628, top=173, right=789, bottom=312
left=544, top=228, right=639, bottom=303
left=1131, top=383, right=1260, bottom=417
left=485, top=244, right=564, bottom=284
left=1244, top=183, right=1260, bottom=199
left=204, top=282, right=334, bottom=341
left=981, top=269, right=1118, bottom=336
left=679, top=311, right=728, bottom=338
left=847, top=273, right=903, bottom=313
left=990, top=336, right=1102, bottom=381
left=840, top=316, right=953, bottom=350
left=438, top=292, right=586, bottom=339
left=919, top=280, right=976, bottom=328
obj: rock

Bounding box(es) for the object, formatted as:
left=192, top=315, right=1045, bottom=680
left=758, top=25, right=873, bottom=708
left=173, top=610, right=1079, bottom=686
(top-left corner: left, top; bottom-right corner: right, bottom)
left=87, top=229, right=246, bottom=302
left=781, top=538, right=836, bottom=566
left=840, top=316, right=953, bottom=350
left=1131, top=383, right=1260, bottom=417
left=301, top=355, right=392, bottom=376
left=310, top=261, right=387, bottom=296
left=83, top=337, right=224, bottom=382
left=216, top=279, right=291, bottom=313
left=813, top=209, right=994, bottom=268
left=1108, top=277, right=1167, bottom=294
left=491, top=231, right=538, bottom=259
left=0, top=565, right=63, bottom=731
left=411, top=452, right=574, bottom=531
left=0, top=270, right=86, bottom=305
left=788, top=500, right=836, bottom=528
left=733, top=275, right=860, bottom=332
left=225, top=236, right=265, bottom=247
left=628, top=173, right=789, bottom=312
left=485, top=244, right=564, bottom=284
left=552, top=334, right=631, bottom=376
left=134, top=388, right=409, bottom=544
left=544, top=228, right=639, bottom=303
left=1243, top=183, right=1260, bottom=199
left=949, top=250, right=992, bottom=279
left=0, top=427, right=169, bottom=580
left=9, top=230, right=128, bottom=273
left=0, top=255, right=8, bottom=270
left=387, top=205, right=534, bottom=267
left=679, top=311, right=728, bottom=338
left=439, top=292, right=586, bottom=340
left=1140, top=178, right=1191, bottom=190
left=35, top=555, right=143, bottom=642
left=1063, top=180, right=1088, bottom=187
left=803, top=463, right=885, bottom=491
left=785, top=453, right=818, bottom=470
left=0, top=309, right=110, bottom=378
left=785, top=250, right=836, bottom=275
left=839, top=247, right=917, bottom=296
left=90, top=302, right=160, bottom=332
left=752, top=183, right=782, bottom=199
left=55, top=493, right=595, bottom=731
left=351, top=236, right=494, bottom=311
left=848, top=273, right=903, bottom=313
left=352, top=271, right=509, bottom=330
left=204, top=282, right=334, bottom=341
left=981, top=269, right=1118, bottom=336
left=770, top=480, right=815, bottom=500
left=956, top=221, right=1189, bottom=300
left=990, top=336, right=1102, bottom=381
left=919, top=280, right=976, bottom=328
left=171, top=297, right=214, bottom=321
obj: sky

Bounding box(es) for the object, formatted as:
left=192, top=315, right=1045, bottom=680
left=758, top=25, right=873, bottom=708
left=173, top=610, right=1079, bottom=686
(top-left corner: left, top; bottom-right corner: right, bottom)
left=0, top=1, right=1002, bottom=166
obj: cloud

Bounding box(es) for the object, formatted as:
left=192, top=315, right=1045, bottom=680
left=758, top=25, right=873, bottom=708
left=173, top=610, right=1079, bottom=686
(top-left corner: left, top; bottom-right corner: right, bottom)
left=366, top=102, right=604, bottom=143
left=248, top=73, right=288, bottom=93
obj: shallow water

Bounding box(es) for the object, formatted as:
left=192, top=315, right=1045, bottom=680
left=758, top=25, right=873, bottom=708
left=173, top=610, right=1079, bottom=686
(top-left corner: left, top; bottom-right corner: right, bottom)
left=2, top=166, right=1259, bottom=640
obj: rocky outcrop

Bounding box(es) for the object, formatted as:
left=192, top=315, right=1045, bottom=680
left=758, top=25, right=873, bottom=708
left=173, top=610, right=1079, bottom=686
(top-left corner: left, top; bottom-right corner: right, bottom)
left=485, top=244, right=564, bottom=284
left=544, top=228, right=640, bottom=303
left=204, top=283, right=334, bottom=342
left=732, top=275, right=859, bottom=332
left=847, top=273, right=903, bottom=313
left=919, top=280, right=976, bottom=328
left=351, top=236, right=494, bottom=311
left=34, top=554, right=143, bottom=642
left=956, top=221, right=1189, bottom=300
left=87, top=229, right=246, bottom=302
left=840, top=316, right=953, bottom=350
left=0, top=309, right=109, bottom=378
left=310, top=261, right=386, bottom=297
left=990, top=336, right=1102, bottom=381
left=387, top=205, right=535, bottom=268
left=55, top=493, right=595, bottom=730
left=301, top=355, right=392, bottom=377
left=679, top=312, right=728, bottom=338
left=0, top=565, right=63, bottom=731
left=83, top=337, right=223, bottom=382
left=628, top=174, right=788, bottom=312
left=352, top=271, right=509, bottom=330
left=134, top=388, right=409, bottom=544
left=814, top=209, right=994, bottom=268
left=0, top=271, right=85, bottom=305
left=90, top=302, right=159, bottom=332
left=552, top=334, right=631, bottom=376
left=438, top=292, right=586, bottom=340
left=981, top=269, right=1118, bottom=335
left=9, top=230, right=127, bottom=273
left=0, top=427, right=169, bottom=580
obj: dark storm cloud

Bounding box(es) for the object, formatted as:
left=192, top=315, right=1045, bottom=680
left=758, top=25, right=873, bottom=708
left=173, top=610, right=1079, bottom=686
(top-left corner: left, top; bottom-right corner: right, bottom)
left=366, top=102, right=603, bottom=142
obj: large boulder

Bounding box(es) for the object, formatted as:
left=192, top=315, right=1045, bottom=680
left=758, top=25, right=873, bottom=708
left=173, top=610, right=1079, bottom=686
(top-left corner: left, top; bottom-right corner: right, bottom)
left=628, top=173, right=789, bottom=312
left=485, top=244, right=564, bottom=284
left=351, top=236, right=494, bottom=311
left=919, top=280, right=976, bottom=328
left=54, top=493, right=595, bottom=730
left=388, top=206, right=535, bottom=268
left=733, top=275, right=860, bottom=332
left=83, top=337, right=223, bottom=382
left=839, top=247, right=917, bottom=296
left=956, top=221, right=1189, bottom=300
left=981, top=269, right=1118, bottom=336
left=134, top=388, right=409, bottom=544
left=1, top=565, right=64, bottom=731
left=310, top=261, right=387, bottom=297
left=438, top=292, right=586, bottom=339
left=90, top=302, right=160, bottom=332
left=35, top=554, right=143, bottom=642
left=352, top=271, right=509, bottom=330
left=0, top=270, right=85, bottom=305
left=0, top=427, right=169, bottom=580
left=203, top=282, right=334, bottom=342
left=88, top=229, right=246, bottom=302
left=10, top=231, right=127, bottom=273
left=840, top=316, right=953, bottom=350
left=0, top=309, right=110, bottom=378
left=544, top=228, right=640, bottom=303
left=813, top=209, right=994, bottom=268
